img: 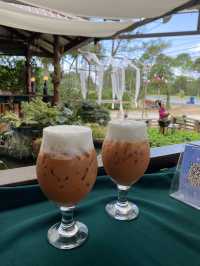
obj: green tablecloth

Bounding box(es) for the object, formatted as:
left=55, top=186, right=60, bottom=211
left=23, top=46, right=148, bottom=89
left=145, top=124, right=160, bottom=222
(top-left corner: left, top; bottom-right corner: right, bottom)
left=0, top=169, right=200, bottom=266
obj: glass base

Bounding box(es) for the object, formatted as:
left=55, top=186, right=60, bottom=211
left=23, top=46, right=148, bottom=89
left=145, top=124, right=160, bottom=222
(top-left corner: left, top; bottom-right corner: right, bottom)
left=105, top=200, right=139, bottom=221
left=47, top=221, right=88, bottom=250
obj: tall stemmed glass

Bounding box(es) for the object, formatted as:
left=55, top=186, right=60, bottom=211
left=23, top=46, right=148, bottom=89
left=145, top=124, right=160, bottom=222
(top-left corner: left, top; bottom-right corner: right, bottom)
left=102, top=120, right=150, bottom=221
left=36, top=125, right=97, bottom=249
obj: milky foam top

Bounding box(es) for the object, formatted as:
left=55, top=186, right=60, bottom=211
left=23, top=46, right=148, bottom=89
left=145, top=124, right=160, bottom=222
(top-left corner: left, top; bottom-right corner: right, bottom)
left=41, top=125, right=94, bottom=155
left=106, top=120, right=148, bottom=142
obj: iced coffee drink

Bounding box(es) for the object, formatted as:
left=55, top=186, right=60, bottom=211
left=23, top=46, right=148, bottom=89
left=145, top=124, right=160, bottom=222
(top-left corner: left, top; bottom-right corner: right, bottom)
left=102, top=120, right=150, bottom=221
left=36, top=125, right=97, bottom=249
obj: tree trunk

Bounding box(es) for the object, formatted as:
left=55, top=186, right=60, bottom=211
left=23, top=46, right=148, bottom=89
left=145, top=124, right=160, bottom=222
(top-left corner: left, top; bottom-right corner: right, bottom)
left=25, top=46, right=32, bottom=95
left=53, top=35, right=62, bottom=105
left=166, top=87, right=170, bottom=109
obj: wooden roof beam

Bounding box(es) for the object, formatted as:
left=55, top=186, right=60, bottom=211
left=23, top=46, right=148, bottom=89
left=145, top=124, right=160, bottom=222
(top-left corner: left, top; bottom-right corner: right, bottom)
left=1, top=26, right=30, bottom=41
left=30, top=44, right=53, bottom=57
left=62, top=36, right=74, bottom=42
left=64, top=37, right=92, bottom=53
left=28, top=32, right=42, bottom=43
left=39, top=37, right=53, bottom=46
left=0, top=26, right=52, bottom=56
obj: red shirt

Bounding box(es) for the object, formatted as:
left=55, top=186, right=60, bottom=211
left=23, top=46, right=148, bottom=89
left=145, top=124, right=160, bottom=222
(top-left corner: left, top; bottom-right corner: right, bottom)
left=159, top=107, right=167, bottom=119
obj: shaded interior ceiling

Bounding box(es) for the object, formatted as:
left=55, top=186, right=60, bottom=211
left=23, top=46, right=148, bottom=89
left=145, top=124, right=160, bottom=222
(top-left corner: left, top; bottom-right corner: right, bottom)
left=0, top=25, right=91, bottom=57
left=0, top=0, right=91, bottom=57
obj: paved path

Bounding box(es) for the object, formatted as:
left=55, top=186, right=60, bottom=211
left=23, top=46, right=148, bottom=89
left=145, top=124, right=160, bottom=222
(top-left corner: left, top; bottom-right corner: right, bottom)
left=111, top=105, right=200, bottom=121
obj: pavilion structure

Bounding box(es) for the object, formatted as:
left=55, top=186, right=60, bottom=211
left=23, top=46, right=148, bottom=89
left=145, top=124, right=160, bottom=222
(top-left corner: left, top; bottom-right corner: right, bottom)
left=0, top=0, right=133, bottom=106
left=0, top=0, right=199, bottom=108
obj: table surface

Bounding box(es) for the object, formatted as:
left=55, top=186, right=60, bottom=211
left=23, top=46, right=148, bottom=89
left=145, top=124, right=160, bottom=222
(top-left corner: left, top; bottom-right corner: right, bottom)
left=0, top=169, right=200, bottom=266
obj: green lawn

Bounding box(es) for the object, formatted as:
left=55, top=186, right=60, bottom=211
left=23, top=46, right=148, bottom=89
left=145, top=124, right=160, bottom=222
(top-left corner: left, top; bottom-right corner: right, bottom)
left=89, top=123, right=200, bottom=147
left=148, top=128, right=200, bottom=147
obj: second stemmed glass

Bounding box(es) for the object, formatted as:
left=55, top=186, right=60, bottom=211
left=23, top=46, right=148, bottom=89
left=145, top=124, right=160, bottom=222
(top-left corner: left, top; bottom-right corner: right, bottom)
left=102, top=120, right=150, bottom=221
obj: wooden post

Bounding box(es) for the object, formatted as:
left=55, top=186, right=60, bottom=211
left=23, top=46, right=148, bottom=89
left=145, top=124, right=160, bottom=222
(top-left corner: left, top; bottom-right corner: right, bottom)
left=53, top=35, right=62, bottom=105
left=142, top=83, right=147, bottom=119
left=25, top=46, right=32, bottom=95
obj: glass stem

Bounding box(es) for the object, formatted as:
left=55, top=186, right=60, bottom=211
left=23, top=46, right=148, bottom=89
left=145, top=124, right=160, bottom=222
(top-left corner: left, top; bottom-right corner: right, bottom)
left=58, top=206, right=78, bottom=237
left=117, top=185, right=130, bottom=207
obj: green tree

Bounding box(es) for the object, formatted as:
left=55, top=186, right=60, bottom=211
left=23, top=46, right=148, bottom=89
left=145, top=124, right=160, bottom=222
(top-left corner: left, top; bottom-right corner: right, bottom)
left=173, top=53, right=193, bottom=70
left=140, top=40, right=170, bottom=65
left=0, top=56, right=44, bottom=94
left=194, top=57, right=200, bottom=71
left=0, top=57, right=26, bottom=93
left=138, top=40, right=171, bottom=102
left=149, top=54, right=173, bottom=107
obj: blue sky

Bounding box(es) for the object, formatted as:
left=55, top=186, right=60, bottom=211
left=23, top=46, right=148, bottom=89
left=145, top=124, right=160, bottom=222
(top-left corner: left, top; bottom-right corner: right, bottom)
left=101, top=11, right=200, bottom=60
left=66, top=12, right=200, bottom=74
left=142, top=11, right=200, bottom=58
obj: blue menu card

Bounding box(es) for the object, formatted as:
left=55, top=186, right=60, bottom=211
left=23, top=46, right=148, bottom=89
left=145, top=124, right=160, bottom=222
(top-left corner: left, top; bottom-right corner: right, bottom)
left=170, top=144, right=200, bottom=209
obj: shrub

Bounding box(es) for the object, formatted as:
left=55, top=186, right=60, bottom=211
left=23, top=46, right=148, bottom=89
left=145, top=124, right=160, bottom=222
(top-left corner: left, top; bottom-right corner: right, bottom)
left=1, top=98, right=75, bottom=129
left=58, top=104, right=79, bottom=125
left=1, top=112, right=21, bottom=128
left=86, top=123, right=106, bottom=140
left=77, top=101, right=110, bottom=126
left=22, top=98, right=61, bottom=127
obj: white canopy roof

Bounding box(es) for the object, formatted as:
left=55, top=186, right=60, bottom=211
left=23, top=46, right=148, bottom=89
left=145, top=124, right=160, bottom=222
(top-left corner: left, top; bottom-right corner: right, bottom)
left=19, top=0, right=188, bottom=19
left=0, top=1, right=133, bottom=37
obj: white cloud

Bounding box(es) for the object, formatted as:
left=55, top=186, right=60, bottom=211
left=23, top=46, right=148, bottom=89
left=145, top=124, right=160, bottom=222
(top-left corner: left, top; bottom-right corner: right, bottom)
left=191, top=43, right=200, bottom=53
left=172, top=67, right=200, bottom=79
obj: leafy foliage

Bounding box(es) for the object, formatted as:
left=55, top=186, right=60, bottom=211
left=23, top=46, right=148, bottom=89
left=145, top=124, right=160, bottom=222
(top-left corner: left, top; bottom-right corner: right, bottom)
left=0, top=99, right=76, bottom=160
left=140, top=40, right=170, bottom=64
left=1, top=98, right=75, bottom=129
left=0, top=56, right=44, bottom=93
left=21, top=98, right=61, bottom=127
left=173, top=53, right=193, bottom=70
left=0, top=58, right=26, bottom=93
left=83, top=123, right=200, bottom=146
left=1, top=112, right=21, bottom=128
left=148, top=128, right=200, bottom=147
left=86, top=123, right=107, bottom=139
left=77, top=101, right=110, bottom=126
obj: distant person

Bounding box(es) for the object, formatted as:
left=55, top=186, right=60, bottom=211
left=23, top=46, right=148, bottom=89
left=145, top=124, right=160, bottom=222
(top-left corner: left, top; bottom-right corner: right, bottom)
left=124, top=111, right=128, bottom=119
left=157, top=101, right=170, bottom=134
